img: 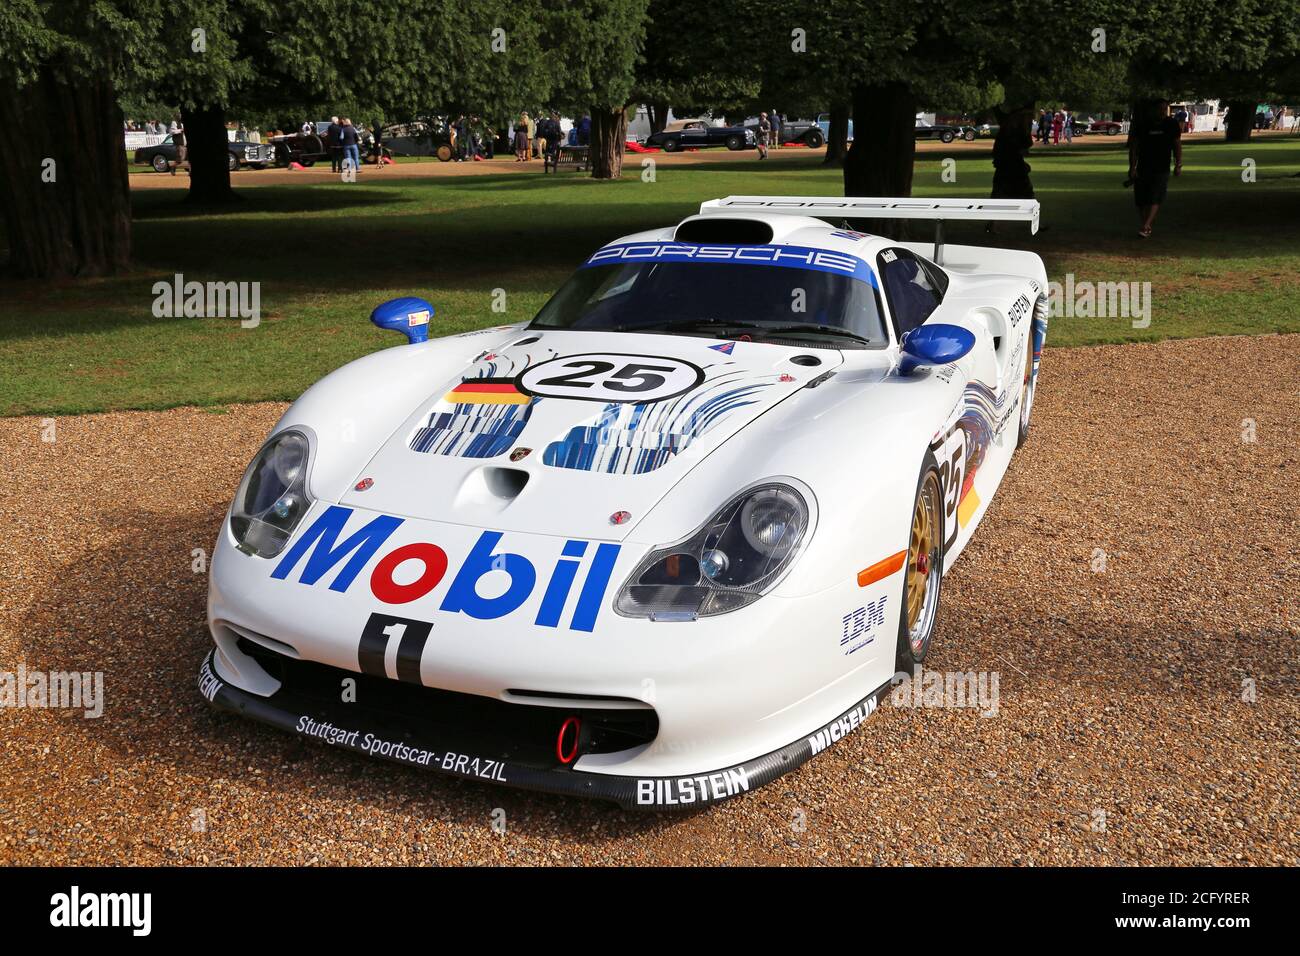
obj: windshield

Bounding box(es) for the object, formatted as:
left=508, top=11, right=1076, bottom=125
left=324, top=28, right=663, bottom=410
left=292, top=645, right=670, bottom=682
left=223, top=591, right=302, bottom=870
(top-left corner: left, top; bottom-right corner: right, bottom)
left=529, top=245, right=888, bottom=348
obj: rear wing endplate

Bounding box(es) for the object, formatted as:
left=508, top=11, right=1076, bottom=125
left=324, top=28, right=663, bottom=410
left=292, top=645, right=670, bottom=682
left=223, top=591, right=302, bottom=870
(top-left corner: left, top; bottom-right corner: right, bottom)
left=697, top=196, right=1040, bottom=264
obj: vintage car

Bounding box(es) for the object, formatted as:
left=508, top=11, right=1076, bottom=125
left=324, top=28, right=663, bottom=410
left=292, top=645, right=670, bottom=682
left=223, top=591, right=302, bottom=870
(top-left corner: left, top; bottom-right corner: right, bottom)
left=270, top=127, right=329, bottom=167
left=1085, top=118, right=1124, bottom=135
left=645, top=119, right=756, bottom=152
left=816, top=112, right=855, bottom=143
left=199, top=195, right=1047, bottom=810
left=915, top=120, right=977, bottom=143
left=133, top=134, right=276, bottom=172
left=381, top=120, right=458, bottom=162
left=743, top=117, right=826, bottom=147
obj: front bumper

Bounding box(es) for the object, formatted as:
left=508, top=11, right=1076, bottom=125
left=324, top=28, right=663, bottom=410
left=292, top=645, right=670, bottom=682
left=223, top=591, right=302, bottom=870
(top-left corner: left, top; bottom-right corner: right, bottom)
left=200, top=649, right=890, bottom=810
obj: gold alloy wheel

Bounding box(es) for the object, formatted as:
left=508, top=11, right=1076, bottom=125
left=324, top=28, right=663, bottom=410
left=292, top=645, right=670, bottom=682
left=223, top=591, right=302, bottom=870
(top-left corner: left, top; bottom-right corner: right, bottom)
left=1020, top=330, right=1035, bottom=429
left=905, top=473, right=942, bottom=659
left=907, top=480, right=935, bottom=631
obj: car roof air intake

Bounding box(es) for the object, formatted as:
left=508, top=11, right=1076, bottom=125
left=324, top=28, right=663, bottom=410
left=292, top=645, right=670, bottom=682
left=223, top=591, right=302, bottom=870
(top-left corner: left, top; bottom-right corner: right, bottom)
left=673, top=218, right=774, bottom=244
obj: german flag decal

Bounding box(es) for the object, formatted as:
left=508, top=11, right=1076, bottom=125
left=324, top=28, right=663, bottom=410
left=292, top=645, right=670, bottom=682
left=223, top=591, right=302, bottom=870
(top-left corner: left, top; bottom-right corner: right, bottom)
left=444, top=378, right=530, bottom=405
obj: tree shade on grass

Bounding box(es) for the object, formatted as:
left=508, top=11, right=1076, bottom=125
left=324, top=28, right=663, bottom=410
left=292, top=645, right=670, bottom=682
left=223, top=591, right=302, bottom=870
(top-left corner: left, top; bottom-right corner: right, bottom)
left=0, top=137, right=1297, bottom=416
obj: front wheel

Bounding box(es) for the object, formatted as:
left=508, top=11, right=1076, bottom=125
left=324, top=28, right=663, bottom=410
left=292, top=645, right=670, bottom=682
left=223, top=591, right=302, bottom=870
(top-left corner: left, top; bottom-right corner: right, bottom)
left=1017, top=326, right=1038, bottom=448
left=940, top=130, right=955, bottom=143
left=435, top=143, right=453, bottom=162
left=725, top=134, right=743, bottom=150
left=1106, top=126, right=1120, bottom=136
left=895, top=457, right=944, bottom=672
left=962, top=129, right=976, bottom=142
left=804, top=129, right=825, bottom=148
left=151, top=154, right=169, bottom=172
left=227, top=153, right=239, bottom=172
left=662, top=137, right=681, bottom=152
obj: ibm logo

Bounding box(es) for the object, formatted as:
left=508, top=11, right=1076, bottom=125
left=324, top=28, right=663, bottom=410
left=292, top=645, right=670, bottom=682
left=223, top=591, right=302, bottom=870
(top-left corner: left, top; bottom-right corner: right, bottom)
left=840, top=597, right=887, bottom=653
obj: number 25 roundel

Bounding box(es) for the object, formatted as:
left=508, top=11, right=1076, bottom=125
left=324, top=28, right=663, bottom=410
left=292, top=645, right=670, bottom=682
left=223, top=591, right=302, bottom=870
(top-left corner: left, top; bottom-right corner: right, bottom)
left=518, top=353, right=704, bottom=404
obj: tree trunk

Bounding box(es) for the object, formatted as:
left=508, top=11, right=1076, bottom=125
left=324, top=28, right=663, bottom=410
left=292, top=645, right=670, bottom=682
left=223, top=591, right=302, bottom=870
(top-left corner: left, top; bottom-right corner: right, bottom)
left=0, top=64, right=130, bottom=278
left=990, top=105, right=1035, bottom=199
left=1224, top=98, right=1254, bottom=142
left=844, top=83, right=916, bottom=202
left=823, top=103, right=850, bottom=166
left=647, top=100, right=669, bottom=134
left=589, top=106, right=627, bottom=180
left=182, top=104, right=236, bottom=203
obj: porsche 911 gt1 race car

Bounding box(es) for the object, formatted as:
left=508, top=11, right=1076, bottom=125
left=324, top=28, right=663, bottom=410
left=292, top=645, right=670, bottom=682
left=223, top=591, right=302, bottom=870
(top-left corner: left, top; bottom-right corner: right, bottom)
left=200, top=195, right=1048, bottom=810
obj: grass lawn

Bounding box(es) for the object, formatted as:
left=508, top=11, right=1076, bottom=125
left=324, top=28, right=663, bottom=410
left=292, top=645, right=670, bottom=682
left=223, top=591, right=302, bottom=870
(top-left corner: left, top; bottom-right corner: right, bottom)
left=4, top=135, right=1299, bottom=416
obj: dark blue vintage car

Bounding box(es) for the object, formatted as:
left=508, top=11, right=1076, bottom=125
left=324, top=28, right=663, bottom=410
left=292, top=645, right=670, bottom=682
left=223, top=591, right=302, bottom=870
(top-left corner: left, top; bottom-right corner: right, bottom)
left=133, top=134, right=276, bottom=172
left=645, top=119, right=755, bottom=152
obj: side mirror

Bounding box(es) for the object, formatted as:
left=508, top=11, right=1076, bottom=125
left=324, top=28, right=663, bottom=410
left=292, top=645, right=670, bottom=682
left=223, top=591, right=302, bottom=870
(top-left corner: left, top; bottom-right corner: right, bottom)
left=898, top=323, right=975, bottom=376
left=371, top=296, right=433, bottom=344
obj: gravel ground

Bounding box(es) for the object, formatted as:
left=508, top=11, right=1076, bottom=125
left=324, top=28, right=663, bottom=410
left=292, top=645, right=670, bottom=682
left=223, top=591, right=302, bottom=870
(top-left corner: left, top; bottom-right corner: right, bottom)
left=1, top=334, right=1296, bottom=865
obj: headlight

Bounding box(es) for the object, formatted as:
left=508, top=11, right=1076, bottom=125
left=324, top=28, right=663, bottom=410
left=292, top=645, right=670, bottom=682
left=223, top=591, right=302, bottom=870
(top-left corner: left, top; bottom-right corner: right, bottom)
left=615, top=483, right=811, bottom=620
left=229, top=430, right=314, bottom=558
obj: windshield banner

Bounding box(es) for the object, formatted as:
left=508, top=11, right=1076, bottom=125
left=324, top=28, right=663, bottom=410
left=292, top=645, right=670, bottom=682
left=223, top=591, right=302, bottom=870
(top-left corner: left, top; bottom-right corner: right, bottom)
left=582, top=242, right=877, bottom=286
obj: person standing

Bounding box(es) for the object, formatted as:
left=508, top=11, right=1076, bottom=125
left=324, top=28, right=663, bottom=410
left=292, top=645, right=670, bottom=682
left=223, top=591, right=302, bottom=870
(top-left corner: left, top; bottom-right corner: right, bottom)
left=1051, top=111, right=1063, bottom=144
left=1128, top=99, right=1183, bottom=238
left=340, top=118, right=361, bottom=173
left=770, top=110, right=782, bottom=148
left=756, top=111, right=771, bottom=159
left=169, top=117, right=186, bottom=175
left=1062, top=109, right=1073, bottom=143
left=326, top=116, right=342, bottom=172
left=460, top=115, right=475, bottom=161
left=514, top=113, right=530, bottom=161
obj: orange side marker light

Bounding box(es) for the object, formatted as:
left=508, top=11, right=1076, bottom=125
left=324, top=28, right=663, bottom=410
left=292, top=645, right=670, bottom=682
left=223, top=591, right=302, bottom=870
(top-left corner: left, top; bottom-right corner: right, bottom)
left=857, top=550, right=907, bottom=587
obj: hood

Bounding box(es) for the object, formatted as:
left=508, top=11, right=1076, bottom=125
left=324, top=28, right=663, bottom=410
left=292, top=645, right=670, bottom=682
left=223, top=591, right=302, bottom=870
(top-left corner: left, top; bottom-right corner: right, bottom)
left=338, top=330, right=844, bottom=541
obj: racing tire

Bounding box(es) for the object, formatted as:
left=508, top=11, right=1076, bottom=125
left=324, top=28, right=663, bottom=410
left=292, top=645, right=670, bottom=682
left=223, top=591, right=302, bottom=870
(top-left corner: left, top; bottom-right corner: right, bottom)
left=804, top=130, right=825, bottom=148
left=227, top=153, right=239, bottom=172
left=151, top=155, right=169, bottom=173
left=962, top=129, right=976, bottom=142
left=725, top=135, right=743, bottom=150
left=940, top=130, right=955, bottom=143
left=435, top=144, right=453, bottom=162
left=662, top=138, right=681, bottom=153
left=1016, top=326, right=1036, bottom=448
left=895, top=454, right=944, bottom=673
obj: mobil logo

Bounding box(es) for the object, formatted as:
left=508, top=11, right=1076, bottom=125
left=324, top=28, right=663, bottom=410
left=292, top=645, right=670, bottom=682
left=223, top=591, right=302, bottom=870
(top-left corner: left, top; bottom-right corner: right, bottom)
left=269, top=505, right=621, bottom=632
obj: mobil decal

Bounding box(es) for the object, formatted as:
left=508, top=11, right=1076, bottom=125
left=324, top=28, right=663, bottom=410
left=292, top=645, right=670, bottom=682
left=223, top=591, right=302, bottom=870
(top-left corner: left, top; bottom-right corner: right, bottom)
left=269, top=505, right=620, bottom=632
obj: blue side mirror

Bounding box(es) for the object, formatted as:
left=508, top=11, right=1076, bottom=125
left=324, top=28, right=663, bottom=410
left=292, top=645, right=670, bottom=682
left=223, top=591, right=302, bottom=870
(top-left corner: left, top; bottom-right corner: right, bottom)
left=371, top=296, right=434, bottom=344
left=898, top=323, right=976, bottom=376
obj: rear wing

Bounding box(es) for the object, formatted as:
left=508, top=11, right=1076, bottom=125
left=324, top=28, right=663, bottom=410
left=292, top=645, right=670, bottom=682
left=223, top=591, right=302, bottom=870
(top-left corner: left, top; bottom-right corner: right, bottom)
left=697, top=196, right=1040, bottom=264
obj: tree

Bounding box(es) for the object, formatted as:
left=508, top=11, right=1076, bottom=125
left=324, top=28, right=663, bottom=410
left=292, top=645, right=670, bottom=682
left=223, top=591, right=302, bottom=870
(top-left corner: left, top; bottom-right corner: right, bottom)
left=1121, top=0, right=1300, bottom=142
left=124, top=0, right=554, bottom=203
left=632, top=0, right=761, bottom=132
left=549, top=0, right=650, bottom=179
left=0, top=0, right=163, bottom=277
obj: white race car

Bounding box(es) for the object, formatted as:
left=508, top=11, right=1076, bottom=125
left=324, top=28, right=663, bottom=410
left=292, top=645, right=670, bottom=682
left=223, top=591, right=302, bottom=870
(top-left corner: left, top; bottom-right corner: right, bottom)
left=200, top=196, right=1048, bottom=809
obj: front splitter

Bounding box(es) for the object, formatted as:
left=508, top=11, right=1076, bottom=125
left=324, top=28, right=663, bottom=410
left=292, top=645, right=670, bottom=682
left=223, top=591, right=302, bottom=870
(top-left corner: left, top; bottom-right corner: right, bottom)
left=199, top=651, right=890, bottom=811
